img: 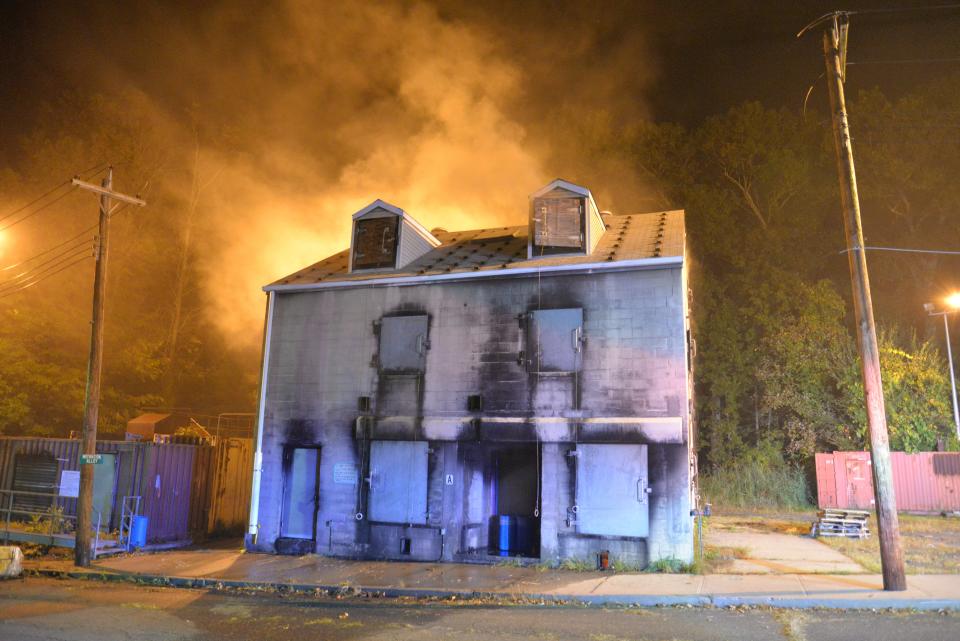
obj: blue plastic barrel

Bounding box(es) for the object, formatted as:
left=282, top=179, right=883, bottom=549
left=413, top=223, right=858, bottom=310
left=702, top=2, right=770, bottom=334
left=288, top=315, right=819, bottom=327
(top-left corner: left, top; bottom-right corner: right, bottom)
left=129, top=515, right=149, bottom=549
left=498, top=515, right=513, bottom=556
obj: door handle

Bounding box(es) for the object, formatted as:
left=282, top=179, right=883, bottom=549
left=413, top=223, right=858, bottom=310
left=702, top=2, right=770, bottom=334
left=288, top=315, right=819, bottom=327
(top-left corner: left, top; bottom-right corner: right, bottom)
left=416, top=334, right=425, bottom=354
left=571, top=327, right=582, bottom=352
left=637, top=477, right=651, bottom=503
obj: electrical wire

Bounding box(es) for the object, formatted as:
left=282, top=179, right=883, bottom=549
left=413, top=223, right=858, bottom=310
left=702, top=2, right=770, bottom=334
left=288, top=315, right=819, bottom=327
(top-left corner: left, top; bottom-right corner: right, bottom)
left=0, top=181, right=72, bottom=225
left=840, top=246, right=960, bottom=256
left=848, top=57, right=960, bottom=65
left=0, top=255, right=93, bottom=300
left=0, top=163, right=109, bottom=228
left=798, top=4, right=960, bottom=39
left=0, top=244, right=92, bottom=292
left=0, top=247, right=93, bottom=293
left=847, top=3, right=960, bottom=15
left=0, top=186, right=77, bottom=232
left=0, top=225, right=97, bottom=272
left=0, top=237, right=93, bottom=285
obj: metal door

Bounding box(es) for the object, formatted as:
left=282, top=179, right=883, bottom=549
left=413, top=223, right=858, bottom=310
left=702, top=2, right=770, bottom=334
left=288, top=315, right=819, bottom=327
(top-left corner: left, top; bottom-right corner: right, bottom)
left=379, top=315, right=428, bottom=372
left=92, top=454, right=117, bottom=528
left=845, top=456, right=874, bottom=509
left=526, top=308, right=583, bottom=373
left=280, top=447, right=320, bottom=540
left=575, top=444, right=649, bottom=537
left=368, top=441, right=428, bottom=524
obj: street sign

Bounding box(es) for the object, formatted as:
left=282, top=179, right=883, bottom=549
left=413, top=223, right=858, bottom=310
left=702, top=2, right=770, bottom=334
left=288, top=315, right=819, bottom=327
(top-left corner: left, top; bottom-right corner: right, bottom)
left=79, top=454, right=103, bottom=465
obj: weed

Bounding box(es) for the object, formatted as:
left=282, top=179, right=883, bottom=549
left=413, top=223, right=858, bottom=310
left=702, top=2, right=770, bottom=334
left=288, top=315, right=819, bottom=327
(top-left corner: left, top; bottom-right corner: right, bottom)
left=700, top=459, right=811, bottom=511
left=558, top=558, right=595, bottom=572
left=24, top=506, right=71, bottom=535
left=644, top=557, right=694, bottom=574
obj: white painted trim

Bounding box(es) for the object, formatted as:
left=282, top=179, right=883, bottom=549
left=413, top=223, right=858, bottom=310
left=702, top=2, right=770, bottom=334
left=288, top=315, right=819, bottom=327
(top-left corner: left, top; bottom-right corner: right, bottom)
left=352, top=199, right=405, bottom=219
left=247, top=290, right=276, bottom=539
left=530, top=178, right=591, bottom=199
left=399, top=212, right=442, bottom=248
left=265, top=255, right=682, bottom=292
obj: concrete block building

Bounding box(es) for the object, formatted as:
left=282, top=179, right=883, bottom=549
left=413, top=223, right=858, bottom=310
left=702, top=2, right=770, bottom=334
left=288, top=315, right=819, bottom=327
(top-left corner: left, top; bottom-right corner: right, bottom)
left=246, top=179, right=695, bottom=566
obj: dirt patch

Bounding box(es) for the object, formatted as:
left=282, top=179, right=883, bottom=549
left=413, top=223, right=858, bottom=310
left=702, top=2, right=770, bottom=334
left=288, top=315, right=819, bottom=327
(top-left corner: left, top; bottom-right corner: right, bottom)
left=820, top=513, right=960, bottom=574
left=711, top=517, right=813, bottom=537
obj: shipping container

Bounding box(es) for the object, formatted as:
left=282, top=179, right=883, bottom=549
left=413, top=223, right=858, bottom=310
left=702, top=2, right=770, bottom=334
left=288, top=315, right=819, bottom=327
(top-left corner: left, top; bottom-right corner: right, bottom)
left=815, top=451, right=960, bottom=513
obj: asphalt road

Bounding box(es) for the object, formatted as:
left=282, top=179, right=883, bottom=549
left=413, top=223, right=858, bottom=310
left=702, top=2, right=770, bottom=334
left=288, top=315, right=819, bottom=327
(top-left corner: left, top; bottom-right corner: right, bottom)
left=1, top=577, right=958, bottom=641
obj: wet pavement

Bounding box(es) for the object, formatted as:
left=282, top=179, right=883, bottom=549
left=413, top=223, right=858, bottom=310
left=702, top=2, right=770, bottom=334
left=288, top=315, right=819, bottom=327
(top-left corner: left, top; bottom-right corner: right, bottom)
left=25, top=546, right=960, bottom=609
left=3, top=577, right=960, bottom=641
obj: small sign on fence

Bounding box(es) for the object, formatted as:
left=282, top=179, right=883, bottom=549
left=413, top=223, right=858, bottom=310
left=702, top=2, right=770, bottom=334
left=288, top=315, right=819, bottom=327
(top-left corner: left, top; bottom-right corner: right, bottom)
left=79, top=454, right=103, bottom=465
left=59, top=470, right=80, bottom=498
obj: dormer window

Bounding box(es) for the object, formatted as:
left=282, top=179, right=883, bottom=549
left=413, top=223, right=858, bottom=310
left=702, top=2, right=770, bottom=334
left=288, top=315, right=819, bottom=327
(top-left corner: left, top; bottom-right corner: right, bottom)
left=533, top=196, right=584, bottom=253
left=528, top=179, right=605, bottom=259
left=350, top=199, right=441, bottom=273
left=353, top=216, right=399, bottom=270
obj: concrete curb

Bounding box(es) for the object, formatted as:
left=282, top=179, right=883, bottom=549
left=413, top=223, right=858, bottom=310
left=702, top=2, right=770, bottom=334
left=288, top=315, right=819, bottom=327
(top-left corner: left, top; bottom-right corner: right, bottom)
left=25, top=567, right=960, bottom=611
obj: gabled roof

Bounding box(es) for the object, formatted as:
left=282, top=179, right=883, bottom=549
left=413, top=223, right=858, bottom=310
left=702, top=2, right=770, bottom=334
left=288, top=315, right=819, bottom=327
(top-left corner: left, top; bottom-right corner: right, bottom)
left=531, top=179, right=594, bottom=199
left=267, top=209, right=684, bottom=292
left=351, top=199, right=441, bottom=247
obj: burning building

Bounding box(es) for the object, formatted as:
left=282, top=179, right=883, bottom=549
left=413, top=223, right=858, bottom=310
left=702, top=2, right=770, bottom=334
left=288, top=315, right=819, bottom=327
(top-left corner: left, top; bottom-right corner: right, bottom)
left=246, top=179, right=695, bottom=566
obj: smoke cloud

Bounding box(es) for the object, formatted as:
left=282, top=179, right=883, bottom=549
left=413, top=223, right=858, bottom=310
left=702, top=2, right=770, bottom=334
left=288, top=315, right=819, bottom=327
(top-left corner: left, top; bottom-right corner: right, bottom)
left=4, top=0, right=660, bottom=351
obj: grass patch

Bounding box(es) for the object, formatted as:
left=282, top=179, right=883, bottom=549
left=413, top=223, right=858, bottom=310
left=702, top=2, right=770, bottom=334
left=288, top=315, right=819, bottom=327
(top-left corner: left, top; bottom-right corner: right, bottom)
left=700, top=460, right=812, bottom=511
left=819, top=513, right=960, bottom=574
left=644, top=557, right=694, bottom=574
left=558, top=558, right=595, bottom=572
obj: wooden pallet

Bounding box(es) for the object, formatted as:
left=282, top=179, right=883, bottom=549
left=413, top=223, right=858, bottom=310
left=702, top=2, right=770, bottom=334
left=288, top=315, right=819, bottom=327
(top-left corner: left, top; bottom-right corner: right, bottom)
left=814, top=509, right=871, bottom=539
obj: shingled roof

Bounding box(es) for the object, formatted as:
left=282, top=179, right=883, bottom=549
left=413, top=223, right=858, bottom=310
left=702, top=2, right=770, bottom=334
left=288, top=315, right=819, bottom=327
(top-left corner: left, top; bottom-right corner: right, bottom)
left=266, top=209, right=684, bottom=291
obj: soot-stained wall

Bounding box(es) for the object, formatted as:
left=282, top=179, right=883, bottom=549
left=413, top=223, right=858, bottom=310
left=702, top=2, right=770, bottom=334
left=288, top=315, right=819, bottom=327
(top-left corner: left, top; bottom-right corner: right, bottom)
left=250, top=266, right=694, bottom=565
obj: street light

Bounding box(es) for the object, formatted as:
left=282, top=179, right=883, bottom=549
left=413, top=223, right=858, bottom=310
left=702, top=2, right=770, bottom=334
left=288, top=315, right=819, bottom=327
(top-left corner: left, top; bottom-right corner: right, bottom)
left=925, top=294, right=960, bottom=442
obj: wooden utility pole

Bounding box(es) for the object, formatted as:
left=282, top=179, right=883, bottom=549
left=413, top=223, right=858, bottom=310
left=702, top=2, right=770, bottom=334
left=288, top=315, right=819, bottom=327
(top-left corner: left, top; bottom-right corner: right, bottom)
left=72, top=168, right=145, bottom=566
left=822, top=13, right=906, bottom=591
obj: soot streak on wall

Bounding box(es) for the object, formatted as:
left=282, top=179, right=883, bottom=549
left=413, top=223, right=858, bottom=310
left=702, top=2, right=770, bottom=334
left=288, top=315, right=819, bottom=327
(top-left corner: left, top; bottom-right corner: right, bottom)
left=250, top=267, right=693, bottom=566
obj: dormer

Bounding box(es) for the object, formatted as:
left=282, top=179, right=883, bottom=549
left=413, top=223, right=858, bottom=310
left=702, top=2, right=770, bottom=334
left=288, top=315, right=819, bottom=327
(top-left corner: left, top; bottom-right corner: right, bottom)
left=528, top=179, right=605, bottom=259
left=349, top=200, right=440, bottom=273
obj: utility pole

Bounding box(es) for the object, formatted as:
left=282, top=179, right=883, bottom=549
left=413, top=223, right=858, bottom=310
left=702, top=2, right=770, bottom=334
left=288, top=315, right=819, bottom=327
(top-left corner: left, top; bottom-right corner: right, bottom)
left=821, top=13, right=906, bottom=591
left=72, top=168, right=146, bottom=567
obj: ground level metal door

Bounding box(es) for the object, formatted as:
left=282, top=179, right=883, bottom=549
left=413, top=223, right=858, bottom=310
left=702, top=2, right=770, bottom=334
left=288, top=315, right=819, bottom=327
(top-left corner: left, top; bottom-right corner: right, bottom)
left=575, top=444, right=649, bottom=538
left=92, top=454, right=117, bottom=529
left=280, top=447, right=320, bottom=540
left=368, top=441, right=428, bottom=524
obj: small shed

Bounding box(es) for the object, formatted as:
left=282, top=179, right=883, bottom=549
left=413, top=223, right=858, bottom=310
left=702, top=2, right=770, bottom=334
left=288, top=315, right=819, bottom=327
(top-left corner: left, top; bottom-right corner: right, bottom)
left=126, top=413, right=188, bottom=441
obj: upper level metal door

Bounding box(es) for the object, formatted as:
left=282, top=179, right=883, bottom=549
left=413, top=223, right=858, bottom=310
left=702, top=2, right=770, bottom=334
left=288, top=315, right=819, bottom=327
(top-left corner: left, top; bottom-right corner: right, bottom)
left=526, top=308, right=583, bottom=373
left=379, top=315, right=428, bottom=373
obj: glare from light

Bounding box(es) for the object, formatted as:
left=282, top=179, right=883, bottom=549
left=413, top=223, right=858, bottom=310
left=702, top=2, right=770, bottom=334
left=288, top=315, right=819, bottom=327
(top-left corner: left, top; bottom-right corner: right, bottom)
left=946, top=292, right=960, bottom=310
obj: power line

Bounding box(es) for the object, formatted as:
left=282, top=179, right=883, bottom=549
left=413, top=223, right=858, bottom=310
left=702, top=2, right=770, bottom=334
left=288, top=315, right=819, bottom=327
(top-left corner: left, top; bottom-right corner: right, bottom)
left=0, top=255, right=93, bottom=301
left=0, top=238, right=93, bottom=285
left=798, top=5, right=960, bottom=39
left=840, top=246, right=960, bottom=256
left=848, top=57, right=960, bottom=65
left=0, top=245, right=92, bottom=295
left=0, top=224, right=98, bottom=272
left=848, top=3, right=960, bottom=16
left=0, top=181, right=72, bottom=225
left=0, top=186, right=77, bottom=232
left=77, top=162, right=111, bottom=179
left=0, top=163, right=108, bottom=227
